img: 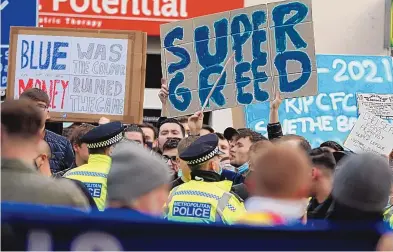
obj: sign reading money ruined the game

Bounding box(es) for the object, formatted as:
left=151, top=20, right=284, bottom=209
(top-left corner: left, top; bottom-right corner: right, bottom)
left=160, top=0, right=317, bottom=117
left=7, top=27, right=147, bottom=123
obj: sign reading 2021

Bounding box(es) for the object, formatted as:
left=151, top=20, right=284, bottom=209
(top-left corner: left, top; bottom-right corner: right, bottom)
left=160, top=0, right=317, bottom=117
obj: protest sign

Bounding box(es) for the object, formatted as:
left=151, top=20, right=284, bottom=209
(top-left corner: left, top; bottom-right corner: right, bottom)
left=160, top=0, right=317, bottom=117
left=7, top=27, right=147, bottom=123
left=357, top=93, right=393, bottom=119
left=1, top=0, right=37, bottom=94
left=344, top=111, right=393, bottom=156
left=244, top=55, right=393, bottom=147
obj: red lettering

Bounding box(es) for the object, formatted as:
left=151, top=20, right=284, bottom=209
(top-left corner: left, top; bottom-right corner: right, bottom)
left=60, top=80, right=69, bottom=109
left=51, top=80, right=59, bottom=109
left=18, top=78, right=34, bottom=96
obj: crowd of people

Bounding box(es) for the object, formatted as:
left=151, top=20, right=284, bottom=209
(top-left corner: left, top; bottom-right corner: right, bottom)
left=2, top=79, right=393, bottom=250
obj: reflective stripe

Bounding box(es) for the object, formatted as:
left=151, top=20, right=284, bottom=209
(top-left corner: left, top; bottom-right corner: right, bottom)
left=64, top=171, right=107, bottom=178
left=171, top=190, right=237, bottom=212
left=215, top=192, right=232, bottom=223
left=164, top=186, right=181, bottom=216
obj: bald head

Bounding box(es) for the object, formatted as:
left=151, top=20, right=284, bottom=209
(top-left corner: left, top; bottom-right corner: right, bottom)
left=253, top=142, right=312, bottom=199
left=38, top=140, right=51, bottom=158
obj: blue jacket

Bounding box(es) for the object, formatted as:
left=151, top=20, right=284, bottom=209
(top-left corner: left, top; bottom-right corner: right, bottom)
left=44, top=130, right=74, bottom=173
left=221, top=169, right=245, bottom=185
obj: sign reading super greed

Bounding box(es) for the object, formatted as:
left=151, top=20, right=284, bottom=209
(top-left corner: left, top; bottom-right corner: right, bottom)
left=38, top=0, right=244, bottom=35
left=7, top=27, right=147, bottom=123
left=160, top=0, right=317, bottom=117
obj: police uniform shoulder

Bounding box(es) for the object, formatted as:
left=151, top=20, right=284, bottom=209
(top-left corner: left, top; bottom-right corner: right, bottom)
left=229, top=190, right=244, bottom=203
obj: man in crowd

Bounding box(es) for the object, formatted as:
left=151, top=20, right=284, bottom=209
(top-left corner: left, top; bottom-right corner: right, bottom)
left=157, top=118, right=185, bottom=153
left=140, top=123, right=158, bottom=149
left=34, top=139, right=52, bottom=177
left=20, top=88, right=74, bottom=173
left=216, top=133, right=230, bottom=162
left=162, top=138, right=181, bottom=178
left=201, top=125, right=214, bottom=136
left=327, top=153, right=393, bottom=250
left=238, top=142, right=311, bottom=226
left=223, top=128, right=268, bottom=185
left=171, top=136, right=199, bottom=189
left=107, top=141, right=171, bottom=217
left=165, top=134, right=246, bottom=224
left=124, top=124, right=146, bottom=146
left=1, top=99, right=89, bottom=209
left=63, top=121, right=124, bottom=211
left=307, top=147, right=336, bottom=220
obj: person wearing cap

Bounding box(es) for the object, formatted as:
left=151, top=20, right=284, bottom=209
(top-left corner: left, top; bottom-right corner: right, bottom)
left=107, top=141, right=171, bottom=216
left=164, top=134, right=246, bottom=224
left=63, top=121, right=124, bottom=211
left=326, top=153, right=393, bottom=250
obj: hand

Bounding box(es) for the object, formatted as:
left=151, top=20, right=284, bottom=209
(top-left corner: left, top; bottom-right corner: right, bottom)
left=158, top=78, right=169, bottom=105
left=188, top=111, right=203, bottom=135
left=270, top=86, right=283, bottom=110
left=99, top=117, right=110, bottom=125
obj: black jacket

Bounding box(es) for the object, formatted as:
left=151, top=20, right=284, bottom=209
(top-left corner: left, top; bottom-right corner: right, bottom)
left=307, top=195, right=334, bottom=220
left=231, top=183, right=249, bottom=201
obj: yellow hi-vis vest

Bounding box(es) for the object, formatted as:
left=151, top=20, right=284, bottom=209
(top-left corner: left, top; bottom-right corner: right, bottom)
left=384, top=206, right=393, bottom=229
left=63, top=154, right=111, bottom=211
left=164, top=180, right=246, bottom=224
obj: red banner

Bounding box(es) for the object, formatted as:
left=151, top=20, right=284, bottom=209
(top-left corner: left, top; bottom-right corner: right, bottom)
left=39, top=0, right=245, bottom=36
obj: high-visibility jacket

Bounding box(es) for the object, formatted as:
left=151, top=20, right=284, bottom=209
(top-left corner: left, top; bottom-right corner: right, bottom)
left=384, top=206, right=393, bottom=228
left=164, top=180, right=246, bottom=224
left=63, top=154, right=111, bottom=211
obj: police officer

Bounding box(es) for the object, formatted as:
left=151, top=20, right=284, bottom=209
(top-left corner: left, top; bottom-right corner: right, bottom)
left=164, top=134, right=246, bottom=224
left=64, top=121, right=124, bottom=211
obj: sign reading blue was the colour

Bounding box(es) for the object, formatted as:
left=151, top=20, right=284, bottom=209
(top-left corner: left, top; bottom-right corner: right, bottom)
left=0, top=0, right=37, bottom=92
left=160, top=0, right=317, bottom=117
left=244, top=55, right=393, bottom=147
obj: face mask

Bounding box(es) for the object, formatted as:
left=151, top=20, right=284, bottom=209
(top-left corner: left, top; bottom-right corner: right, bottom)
left=220, top=162, right=236, bottom=172
left=177, top=169, right=183, bottom=178
left=238, top=162, right=249, bottom=175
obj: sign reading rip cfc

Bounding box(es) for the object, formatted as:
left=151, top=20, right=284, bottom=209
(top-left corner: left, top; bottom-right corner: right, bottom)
left=160, top=0, right=317, bottom=117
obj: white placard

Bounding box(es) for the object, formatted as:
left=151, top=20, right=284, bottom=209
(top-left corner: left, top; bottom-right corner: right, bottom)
left=14, top=35, right=128, bottom=115
left=344, top=111, right=393, bottom=156
left=357, top=93, right=393, bottom=119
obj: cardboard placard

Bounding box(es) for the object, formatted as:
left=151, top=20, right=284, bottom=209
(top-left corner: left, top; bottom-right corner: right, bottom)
left=344, top=111, right=393, bottom=156
left=7, top=27, right=147, bottom=124
left=160, top=0, right=317, bottom=117
left=357, top=93, right=393, bottom=119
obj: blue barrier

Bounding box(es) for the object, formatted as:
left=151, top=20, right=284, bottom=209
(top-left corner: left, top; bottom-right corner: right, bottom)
left=1, top=202, right=391, bottom=250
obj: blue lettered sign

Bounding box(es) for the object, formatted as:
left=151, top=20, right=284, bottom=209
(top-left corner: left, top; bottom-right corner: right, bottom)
left=0, top=0, right=37, bottom=92
left=172, top=201, right=211, bottom=219
left=244, top=55, right=393, bottom=147
left=160, top=0, right=317, bottom=117
left=84, top=182, right=102, bottom=198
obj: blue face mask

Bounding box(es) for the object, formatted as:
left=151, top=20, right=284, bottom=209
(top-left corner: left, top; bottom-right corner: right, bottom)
left=177, top=169, right=183, bottom=178
left=238, top=162, right=249, bottom=175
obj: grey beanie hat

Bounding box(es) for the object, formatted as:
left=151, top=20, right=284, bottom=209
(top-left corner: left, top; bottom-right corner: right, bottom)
left=107, top=141, right=171, bottom=203
left=332, top=153, right=392, bottom=212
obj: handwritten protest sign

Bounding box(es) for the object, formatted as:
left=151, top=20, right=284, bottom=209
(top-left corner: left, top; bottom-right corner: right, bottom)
left=357, top=93, right=393, bottom=119
left=344, top=111, right=393, bottom=156
left=160, top=0, right=317, bottom=117
left=244, top=55, right=393, bottom=147
left=7, top=27, right=147, bottom=123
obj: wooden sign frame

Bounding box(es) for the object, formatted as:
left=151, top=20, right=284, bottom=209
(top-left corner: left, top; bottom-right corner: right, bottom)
left=7, top=27, right=147, bottom=124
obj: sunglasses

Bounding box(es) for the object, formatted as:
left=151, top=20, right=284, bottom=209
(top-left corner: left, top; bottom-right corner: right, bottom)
left=163, top=155, right=177, bottom=162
